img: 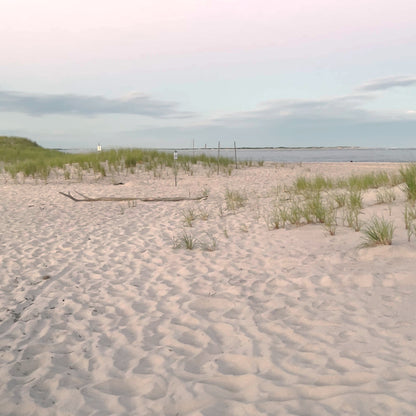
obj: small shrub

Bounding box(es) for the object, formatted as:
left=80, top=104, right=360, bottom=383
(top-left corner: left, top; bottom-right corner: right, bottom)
left=360, top=217, right=394, bottom=247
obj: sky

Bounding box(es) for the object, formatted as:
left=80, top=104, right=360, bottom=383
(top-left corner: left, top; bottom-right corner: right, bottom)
left=0, top=0, right=415, bottom=149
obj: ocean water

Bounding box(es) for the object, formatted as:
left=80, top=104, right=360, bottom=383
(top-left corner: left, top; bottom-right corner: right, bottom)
left=176, top=148, right=416, bottom=163
left=62, top=147, right=416, bottom=163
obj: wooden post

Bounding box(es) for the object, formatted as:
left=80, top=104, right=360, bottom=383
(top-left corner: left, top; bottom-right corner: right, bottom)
left=217, top=141, right=220, bottom=175
left=173, top=150, right=178, bottom=186
left=234, top=140, right=238, bottom=169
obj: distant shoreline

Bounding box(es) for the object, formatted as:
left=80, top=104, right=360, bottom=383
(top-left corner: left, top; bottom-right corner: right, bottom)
left=56, top=146, right=416, bottom=163
left=56, top=146, right=416, bottom=151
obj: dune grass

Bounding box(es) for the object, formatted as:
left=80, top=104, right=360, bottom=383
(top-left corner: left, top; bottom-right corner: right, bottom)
left=400, top=164, right=416, bottom=201
left=224, top=188, right=247, bottom=212
left=171, top=231, right=198, bottom=250
left=360, top=217, right=394, bottom=247
left=294, top=171, right=396, bottom=195
left=0, top=136, right=235, bottom=181
left=404, top=203, right=416, bottom=241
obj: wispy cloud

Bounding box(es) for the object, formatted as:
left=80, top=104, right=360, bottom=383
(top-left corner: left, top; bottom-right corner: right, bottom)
left=357, top=75, right=416, bottom=92
left=120, top=85, right=416, bottom=147
left=212, top=94, right=374, bottom=127
left=0, top=90, right=193, bottom=118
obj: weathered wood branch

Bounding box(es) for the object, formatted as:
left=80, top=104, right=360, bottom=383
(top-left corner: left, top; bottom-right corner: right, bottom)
left=59, top=191, right=207, bottom=202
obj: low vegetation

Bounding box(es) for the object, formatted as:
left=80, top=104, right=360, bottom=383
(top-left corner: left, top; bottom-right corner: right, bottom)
left=171, top=231, right=217, bottom=251
left=4, top=136, right=416, bottom=250
left=0, top=136, right=235, bottom=181
left=224, top=189, right=247, bottom=212
left=400, top=164, right=416, bottom=201
left=404, top=203, right=416, bottom=241
left=360, top=217, right=394, bottom=247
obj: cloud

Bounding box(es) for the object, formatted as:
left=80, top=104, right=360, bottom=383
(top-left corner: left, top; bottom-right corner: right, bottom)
left=357, top=76, right=416, bottom=92
left=0, top=90, right=193, bottom=118
left=119, top=89, right=416, bottom=147
left=211, top=94, right=375, bottom=127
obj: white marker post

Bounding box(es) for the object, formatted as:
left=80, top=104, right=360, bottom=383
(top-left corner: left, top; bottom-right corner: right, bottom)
left=173, top=150, right=178, bottom=186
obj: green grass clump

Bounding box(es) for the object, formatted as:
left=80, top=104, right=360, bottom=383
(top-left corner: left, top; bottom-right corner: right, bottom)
left=343, top=172, right=391, bottom=191
left=182, top=207, right=197, bottom=227
left=404, top=203, right=416, bottom=241
left=323, top=203, right=337, bottom=235
left=172, top=231, right=198, bottom=250
left=360, top=217, right=394, bottom=247
left=224, top=189, right=247, bottom=212
left=295, top=175, right=334, bottom=193
left=294, top=171, right=396, bottom=196
left=376, top=188, right=396, bottom=205
left=343, top=191, right=363, bottom=231
left=400, top=164, right=416, bottom=201
left=267, top=205, right=287, bottom=229
left=347, top=189, right=363, bottom=211
left=303, top=192, right=327, bottom=223
left=332, top=191, right=347, bottom=208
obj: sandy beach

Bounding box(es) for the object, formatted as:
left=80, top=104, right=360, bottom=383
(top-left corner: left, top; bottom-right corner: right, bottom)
left=1, top=162, right=415, bottom=415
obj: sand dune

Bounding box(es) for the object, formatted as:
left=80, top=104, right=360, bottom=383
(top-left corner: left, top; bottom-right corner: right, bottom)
left=1, top=163, right=415, bottom=415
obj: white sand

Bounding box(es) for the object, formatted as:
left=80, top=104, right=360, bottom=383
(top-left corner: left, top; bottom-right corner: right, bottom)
left=1, top=162, right=415, bottom=415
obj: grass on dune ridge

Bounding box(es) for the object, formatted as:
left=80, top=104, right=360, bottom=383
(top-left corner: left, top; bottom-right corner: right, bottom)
left=0, top=136, right=235, bottom=180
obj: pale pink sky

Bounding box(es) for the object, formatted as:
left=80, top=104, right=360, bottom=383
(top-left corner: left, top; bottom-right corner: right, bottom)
left=1, top=0, right=415, bottom=147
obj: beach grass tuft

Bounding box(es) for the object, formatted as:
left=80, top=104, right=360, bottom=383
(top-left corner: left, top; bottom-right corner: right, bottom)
left=400, top=164, right=416, bottom=201
left=376, top=188, right=396, bottom=204
left=172, top=231, right=198, bottom=250
left=224, top=188, right=247, bottom=212
left=404, top=203, right=416, bottom=241
left=182, top=207, right=197, bottom=227
left=360, top=217, right=394, bottom=247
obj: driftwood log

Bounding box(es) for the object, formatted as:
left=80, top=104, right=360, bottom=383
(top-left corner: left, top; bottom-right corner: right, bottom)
left=59, top=191, right=207, bottom=202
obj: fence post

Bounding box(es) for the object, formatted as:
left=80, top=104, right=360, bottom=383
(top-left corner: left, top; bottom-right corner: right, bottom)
left=217, top=141, right=220, bottom=175
left=173, top=150, right=178, bottom=186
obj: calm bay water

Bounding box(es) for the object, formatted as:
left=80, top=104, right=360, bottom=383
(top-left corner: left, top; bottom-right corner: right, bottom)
left=62, top=147, right=416, bottom=163
left=175, top=148, right=416, bottom=163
